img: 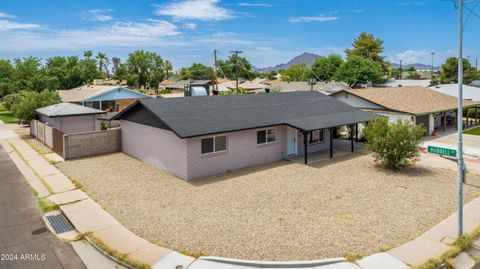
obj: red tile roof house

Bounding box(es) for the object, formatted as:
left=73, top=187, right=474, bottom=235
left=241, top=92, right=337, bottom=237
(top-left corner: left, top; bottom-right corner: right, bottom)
left=112, top=92, right=375, bottom=180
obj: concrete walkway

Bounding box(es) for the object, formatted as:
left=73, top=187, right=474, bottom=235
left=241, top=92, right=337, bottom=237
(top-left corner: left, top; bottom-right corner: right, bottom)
left=2, top=123, right=480, bottom=269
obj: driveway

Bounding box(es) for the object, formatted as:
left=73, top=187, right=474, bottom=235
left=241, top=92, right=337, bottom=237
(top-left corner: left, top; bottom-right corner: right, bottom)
left=424, top=129, right=480, bottom=156
left=0, top=145, right=86, bottom=269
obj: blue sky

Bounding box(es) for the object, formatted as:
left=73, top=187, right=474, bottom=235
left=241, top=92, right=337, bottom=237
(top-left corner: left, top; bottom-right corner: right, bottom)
left=0, top=0, right=479, bottom=70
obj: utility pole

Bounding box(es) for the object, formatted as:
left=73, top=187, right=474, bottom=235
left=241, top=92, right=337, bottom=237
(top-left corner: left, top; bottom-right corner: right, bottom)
left=431, top=52, right=436, bottom=78
left=399, top=60, right=403, bottom=80
left=457, top=0, right=465, bottom=237
left=230, top=50, right=243, bottom=91
left=213, top=49, right=218, bottom=95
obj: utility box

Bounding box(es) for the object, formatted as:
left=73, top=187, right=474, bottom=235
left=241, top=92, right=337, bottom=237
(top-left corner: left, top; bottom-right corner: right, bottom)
left=184, top=84, right=210, bottom=97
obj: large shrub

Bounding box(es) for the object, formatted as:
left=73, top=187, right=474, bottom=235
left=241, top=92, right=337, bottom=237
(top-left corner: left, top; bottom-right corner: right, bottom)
left=363, top=118, right=425, bottom=169
left=13, top=91, right=61, bottom=122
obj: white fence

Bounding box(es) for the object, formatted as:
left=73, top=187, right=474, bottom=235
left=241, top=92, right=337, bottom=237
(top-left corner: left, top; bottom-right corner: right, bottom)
left=30, top=120, right=53, bottom=148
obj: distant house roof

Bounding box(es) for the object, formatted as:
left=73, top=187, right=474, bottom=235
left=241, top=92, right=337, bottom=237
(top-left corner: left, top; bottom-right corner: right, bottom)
left=335, top=87, right=478, bottom=115
left=429, top=84, right=480, bottom=102
left=113, top=91, right=375, bottom=138
left=58, top=85, right=151, bottom=102
left=265, top=81, right=350, bottom=94
left=471, top=80, right=480, bottom=88
left=218, top=80, right=267, bottom=91
left=36, top=103, right=106, bottom=118
left=384, top=79, right=431, bottom=88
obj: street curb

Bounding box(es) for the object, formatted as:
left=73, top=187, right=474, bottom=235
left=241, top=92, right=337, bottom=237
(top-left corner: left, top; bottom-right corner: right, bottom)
left=197, top=256, right=346, bottom=268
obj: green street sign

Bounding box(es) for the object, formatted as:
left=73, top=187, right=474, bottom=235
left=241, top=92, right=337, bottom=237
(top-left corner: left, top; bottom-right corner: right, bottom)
left=428, top=146, right=457, bottom=157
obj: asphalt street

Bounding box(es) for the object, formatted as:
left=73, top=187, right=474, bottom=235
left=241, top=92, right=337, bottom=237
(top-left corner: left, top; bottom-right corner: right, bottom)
left=0, top=145, right=86, bottom=269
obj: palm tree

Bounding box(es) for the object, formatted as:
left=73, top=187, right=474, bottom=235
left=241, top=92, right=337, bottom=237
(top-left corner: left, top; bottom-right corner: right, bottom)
left=83, top=50, right=93, bottom=59
left=96, top=53, right=107, bottom=73
left=164, top=60, right=173, bottom=80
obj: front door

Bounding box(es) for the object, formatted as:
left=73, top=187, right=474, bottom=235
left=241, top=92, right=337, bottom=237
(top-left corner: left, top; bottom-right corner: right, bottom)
left=287, top=127, right=297, bottom=156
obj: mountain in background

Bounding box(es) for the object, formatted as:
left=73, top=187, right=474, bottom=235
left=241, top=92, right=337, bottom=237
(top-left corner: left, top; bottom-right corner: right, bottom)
left=390, top=62, right=440, bottom=70
left=257, top=52, right=439, bottom=72
left=257, top=52, right=320, bottom=72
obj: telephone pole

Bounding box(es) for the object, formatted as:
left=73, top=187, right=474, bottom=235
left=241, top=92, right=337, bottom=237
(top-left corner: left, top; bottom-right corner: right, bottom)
left=399, top=60, right=403, bottom=79
left=230, top=50, right=243, bottom=91
left=456, top=0, right=465, bottom=237
left=431, top=52, right=436, bottom=78
left=213, top=49, right=218, bottom=95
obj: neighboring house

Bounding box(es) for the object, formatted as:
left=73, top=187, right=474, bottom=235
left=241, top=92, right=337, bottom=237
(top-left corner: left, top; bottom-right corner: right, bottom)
left=429, top=84, right=480, bottom=102
left=112, top=91, right=374, bottom=180
left=158, top=80, right=212, bottom=91
left=36, top=103, right=106, bottom=134
left=331, top=87, right=479, bottom=135
left=471, top=80, right=480, bottom=88
left=384, top=79, right=431, bottom=88
left=58, top=85, right=152, bottom=112
left=265, top=81, right=350, bottom=94
left=217, top=80, right=268, bottom=92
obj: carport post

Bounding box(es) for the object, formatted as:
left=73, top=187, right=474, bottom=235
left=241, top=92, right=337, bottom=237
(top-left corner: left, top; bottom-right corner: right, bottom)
left=355, top=123, right=359, bottom=142
left=329, top=128, right=333, bottom=158
left=303, top=131, right=308, bottom=164
left=350, top=125, right=354, bottom=153
left=443, top=112, right=447, bottom=132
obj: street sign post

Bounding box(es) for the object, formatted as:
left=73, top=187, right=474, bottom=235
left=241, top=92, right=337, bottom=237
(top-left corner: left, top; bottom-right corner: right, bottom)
left=427, top=146, right=457, bottom=158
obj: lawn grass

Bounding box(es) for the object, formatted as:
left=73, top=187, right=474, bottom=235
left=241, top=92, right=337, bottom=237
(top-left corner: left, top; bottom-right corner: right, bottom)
left=0, top=111, right=18, bottom=124
left=464, top=127, right=480, bottom=136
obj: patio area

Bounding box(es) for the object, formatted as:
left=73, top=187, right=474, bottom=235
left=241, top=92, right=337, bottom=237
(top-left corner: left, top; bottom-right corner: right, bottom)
left=56, top=151, right=480, bottom=261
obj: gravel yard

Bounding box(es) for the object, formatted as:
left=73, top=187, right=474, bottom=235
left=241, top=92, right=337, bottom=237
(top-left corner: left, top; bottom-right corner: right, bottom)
left=56, top=152, right=480, bottom=260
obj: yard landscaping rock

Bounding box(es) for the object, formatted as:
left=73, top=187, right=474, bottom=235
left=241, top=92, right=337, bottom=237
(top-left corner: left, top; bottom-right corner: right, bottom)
left=56, top=152, right=480, bottom=261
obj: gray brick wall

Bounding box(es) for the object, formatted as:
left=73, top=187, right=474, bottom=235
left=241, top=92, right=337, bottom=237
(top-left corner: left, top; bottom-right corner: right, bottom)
left=64, top=128, right=121, bottom=160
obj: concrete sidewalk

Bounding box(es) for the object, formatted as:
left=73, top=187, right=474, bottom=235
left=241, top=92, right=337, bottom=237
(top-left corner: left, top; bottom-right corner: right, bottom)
left=2, top=123, right=480, bottom=269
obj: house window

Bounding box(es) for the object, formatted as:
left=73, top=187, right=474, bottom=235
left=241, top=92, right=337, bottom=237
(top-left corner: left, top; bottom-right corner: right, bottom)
left=201, top=136, right=227, bottom=154
left=309, top=129, right=324, bottom=144
left=257, top=128, right=277, bottom=144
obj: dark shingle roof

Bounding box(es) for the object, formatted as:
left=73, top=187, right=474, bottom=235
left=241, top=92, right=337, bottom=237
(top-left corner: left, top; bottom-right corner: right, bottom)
left=115, top=91, right=375, bottom=138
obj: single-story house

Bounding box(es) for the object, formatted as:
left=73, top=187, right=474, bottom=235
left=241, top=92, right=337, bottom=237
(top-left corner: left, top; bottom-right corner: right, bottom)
left=112, top=91, right=374, bottom=180
left=331, top=86, right=480, bottom=135
left=36, top=103, right=106, bottom=134
left=384, top=79, right=431, bottom=88
left=429, top=84, right=480, bottom=102
left=264, top=81, right=350, bottom=94
left=58, top=85, right=152, bottom=112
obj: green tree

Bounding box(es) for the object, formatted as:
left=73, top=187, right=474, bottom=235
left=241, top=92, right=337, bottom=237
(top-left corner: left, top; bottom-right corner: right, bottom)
left=265, top=70, right=277, bottom=80
left=311, top=54, right=344, bottom=82
left=96, top=52, right=107, bottom=75
left=345, top=32, right=390, bottom=79
left=0, top=60, right=15, bottom=97
left=345, top=32, right=384, bottom=62
left=407, top=71, right=422, bottom=79
left=177, top=67, right=191, bottom=80
left=217, top=54, right=253, bottom=80
left=188, top=63, right=213, bottom=80
left=13, top=91, right=61, bottom=122
left=164, top=60, right=173, bottom=80
left=281, top=63, right=309, bottom=82
left=125, top=50, right=165, bottom=87
left=440, top=57, right=477, bottom=84
left=363, top=118, right=425, bottom=170
left=83, top=50, right=93, bottom=59
left=335, top=56, right=383, bottom=87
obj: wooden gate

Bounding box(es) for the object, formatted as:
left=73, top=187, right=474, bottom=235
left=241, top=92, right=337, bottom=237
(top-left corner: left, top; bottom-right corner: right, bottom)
left=52, top=128, right=64, bottom=157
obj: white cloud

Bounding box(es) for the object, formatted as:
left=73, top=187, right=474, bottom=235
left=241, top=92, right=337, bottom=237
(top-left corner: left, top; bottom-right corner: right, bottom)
left=155, top=0, right=233, bottom=21
left=289, top=15, right=339, bottom=23
left=84, top=9, right=114, bottom=21
left=0, top=12, right=15, bottom=19
left=0, top=19, right=40, bottom=31
left=0, top=19, right=182, bottom=52
left=238, top=3, right=276, bottom=7
left=184, top=22, right=197, bottom=30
